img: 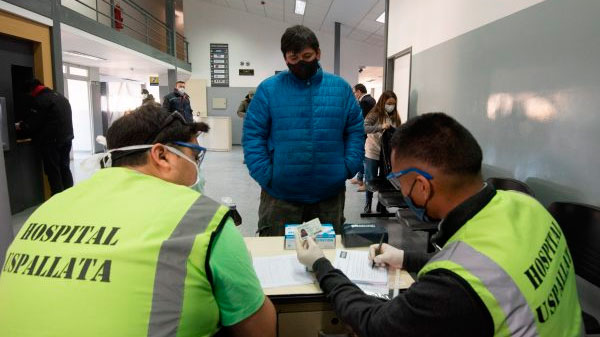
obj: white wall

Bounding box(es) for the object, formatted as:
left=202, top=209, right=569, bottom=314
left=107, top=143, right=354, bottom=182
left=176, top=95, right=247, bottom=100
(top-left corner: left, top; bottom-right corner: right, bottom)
left=184, top=0, right=383, bottom=87
left=387, top=0, right=546, bottom=56
left=357, top=66, right=383, bottom=101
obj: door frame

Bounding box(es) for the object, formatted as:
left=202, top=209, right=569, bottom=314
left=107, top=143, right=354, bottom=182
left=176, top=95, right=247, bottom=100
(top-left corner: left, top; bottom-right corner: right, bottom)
left=63, top=63, right=94, bottom=154
left=385, top=47, right=412, bottom=119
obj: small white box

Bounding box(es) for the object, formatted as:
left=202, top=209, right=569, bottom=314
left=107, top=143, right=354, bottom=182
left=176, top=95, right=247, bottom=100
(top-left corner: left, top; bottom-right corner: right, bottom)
left=212, top=97, right=227, bottom=109
left=284, top=224, right=336, bottom=250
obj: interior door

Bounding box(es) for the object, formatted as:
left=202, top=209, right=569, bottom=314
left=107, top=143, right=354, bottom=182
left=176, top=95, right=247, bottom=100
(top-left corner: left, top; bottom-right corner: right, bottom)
left=392, top=53, right=411, bottom=123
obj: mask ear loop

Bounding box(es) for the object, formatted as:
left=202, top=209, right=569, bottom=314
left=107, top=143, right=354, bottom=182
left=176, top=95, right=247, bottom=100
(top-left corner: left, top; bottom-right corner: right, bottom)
left=101, top=152, right=112, bottom=168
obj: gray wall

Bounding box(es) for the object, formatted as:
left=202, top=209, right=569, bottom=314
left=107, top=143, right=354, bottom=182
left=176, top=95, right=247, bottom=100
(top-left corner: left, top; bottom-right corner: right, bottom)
left=206, top=87, right=254, bottom=145
left=409, top=0, right=600, bottom=208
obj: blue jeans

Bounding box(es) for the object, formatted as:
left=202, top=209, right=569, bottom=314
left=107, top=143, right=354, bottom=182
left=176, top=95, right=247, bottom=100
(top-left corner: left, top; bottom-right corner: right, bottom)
left=364, top=158, right=380, bottom=200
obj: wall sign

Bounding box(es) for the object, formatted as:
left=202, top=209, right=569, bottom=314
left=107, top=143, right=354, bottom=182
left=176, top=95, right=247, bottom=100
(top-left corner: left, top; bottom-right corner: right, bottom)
left=149, top=76, right=159, bottom=86
left=239, top=69, right=254, bottom=76
left=210, top=43, right=229, bottom=87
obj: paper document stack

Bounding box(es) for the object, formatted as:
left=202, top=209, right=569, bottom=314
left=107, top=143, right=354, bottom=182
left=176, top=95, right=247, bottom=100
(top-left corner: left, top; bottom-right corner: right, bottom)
left=333, top=250, right=388, bottom=296
left=252, top=255, right=316, bottom=289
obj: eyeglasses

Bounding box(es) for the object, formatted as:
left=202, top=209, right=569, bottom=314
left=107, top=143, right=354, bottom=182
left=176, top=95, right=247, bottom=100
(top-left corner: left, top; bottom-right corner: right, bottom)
left=386, top=168, right=433, bottom=191
left=172, top=141, right=207, bottom=166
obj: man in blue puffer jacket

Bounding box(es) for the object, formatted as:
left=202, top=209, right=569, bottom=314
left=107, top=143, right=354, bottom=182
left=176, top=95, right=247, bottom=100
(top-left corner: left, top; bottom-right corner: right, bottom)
left=243, top=25, right=364, bottom=236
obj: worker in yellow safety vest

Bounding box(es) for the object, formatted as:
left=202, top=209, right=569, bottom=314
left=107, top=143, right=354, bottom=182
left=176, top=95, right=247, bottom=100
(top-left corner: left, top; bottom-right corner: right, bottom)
left=296, top=112, right=582, bottom=337
left=0, top=105, right=275, bottom=337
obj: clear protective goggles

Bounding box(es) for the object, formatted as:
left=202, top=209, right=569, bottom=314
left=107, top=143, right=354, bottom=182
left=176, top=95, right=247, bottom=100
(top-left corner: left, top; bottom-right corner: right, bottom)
left=386, top=167, right=434, bottom=191
left=81, top=142, right=206, bottom=171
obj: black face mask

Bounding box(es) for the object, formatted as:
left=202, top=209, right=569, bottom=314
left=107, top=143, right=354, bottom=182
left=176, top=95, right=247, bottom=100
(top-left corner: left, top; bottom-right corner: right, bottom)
left=287, top=59, right=319, bottom=81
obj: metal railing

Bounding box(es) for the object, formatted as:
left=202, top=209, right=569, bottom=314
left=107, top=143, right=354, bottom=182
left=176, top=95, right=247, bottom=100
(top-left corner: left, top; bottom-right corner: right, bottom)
left=63, top=0, right=189, bottom=63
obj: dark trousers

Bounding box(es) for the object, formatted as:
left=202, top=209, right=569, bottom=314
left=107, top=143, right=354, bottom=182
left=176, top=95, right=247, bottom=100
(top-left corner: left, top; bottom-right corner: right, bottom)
left=40, top=140, right=74, bottom=195
left=257, top=189, right=346, bottom=236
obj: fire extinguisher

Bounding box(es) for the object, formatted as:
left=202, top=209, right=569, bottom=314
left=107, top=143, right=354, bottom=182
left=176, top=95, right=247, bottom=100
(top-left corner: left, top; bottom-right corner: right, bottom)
left=114, top=3, right=124, bottom=31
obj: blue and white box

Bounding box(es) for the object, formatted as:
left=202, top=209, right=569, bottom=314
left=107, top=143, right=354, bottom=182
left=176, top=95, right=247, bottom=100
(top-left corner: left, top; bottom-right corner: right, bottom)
left=284, top=224, right=336, bottom=250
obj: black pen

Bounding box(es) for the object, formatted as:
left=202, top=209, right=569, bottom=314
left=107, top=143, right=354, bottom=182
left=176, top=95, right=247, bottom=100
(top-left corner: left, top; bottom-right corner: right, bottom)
left=371, top=233, right=385, bottom=269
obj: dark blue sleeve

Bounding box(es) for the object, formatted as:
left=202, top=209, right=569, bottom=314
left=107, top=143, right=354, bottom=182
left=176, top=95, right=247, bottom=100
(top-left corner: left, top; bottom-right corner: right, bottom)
left=343, top=85, right=365, bottom=179
left=312, top=258, right=494, bottom=337
left=242, top=84, right=273, bottom=188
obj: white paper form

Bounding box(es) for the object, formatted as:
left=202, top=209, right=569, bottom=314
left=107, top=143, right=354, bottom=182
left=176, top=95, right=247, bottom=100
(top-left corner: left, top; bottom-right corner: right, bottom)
left=252, top=255, right=316, bottom=288
left=333, top=250, right=388, bottom=285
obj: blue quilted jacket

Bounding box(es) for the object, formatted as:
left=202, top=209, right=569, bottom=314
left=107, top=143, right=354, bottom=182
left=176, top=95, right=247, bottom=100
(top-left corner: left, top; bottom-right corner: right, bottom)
left=243, top=66, right=365, bottom=203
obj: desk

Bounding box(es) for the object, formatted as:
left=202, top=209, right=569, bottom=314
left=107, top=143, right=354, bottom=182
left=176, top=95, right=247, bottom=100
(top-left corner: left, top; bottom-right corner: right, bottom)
left=244, top=236, right=414, bottom=337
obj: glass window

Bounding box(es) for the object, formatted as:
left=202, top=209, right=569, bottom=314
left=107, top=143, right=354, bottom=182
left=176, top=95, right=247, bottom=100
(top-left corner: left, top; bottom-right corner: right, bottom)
left=69, top=66, right=88, bottom=77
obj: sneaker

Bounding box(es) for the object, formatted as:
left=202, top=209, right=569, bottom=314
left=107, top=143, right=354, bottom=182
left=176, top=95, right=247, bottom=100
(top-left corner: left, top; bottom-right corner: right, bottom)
left=350, top=178, right=361, bottom=184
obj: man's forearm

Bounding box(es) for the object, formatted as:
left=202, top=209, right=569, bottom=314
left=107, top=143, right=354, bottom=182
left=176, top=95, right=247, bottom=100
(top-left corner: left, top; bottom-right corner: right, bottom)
left=312, top=257, right=493, bottom=337
left=402, top=251, right=435, bottom=272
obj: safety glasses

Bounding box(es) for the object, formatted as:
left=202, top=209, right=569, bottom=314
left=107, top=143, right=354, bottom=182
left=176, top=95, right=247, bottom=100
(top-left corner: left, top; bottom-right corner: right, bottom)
left=145, top=112, right=188, bottom=144
left=386, top=168, right=433, bottom=191
left=172, top=141, right=207, bottom=166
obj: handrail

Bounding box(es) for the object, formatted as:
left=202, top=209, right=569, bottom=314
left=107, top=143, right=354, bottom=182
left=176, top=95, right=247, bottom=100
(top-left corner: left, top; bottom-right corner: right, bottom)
left=64, top=0, right=189, bottom=63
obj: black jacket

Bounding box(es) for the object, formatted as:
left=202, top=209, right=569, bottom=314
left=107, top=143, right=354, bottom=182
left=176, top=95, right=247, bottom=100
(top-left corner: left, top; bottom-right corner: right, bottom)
left=313, top=185, right=498, bottom=337
left=23, top=88, right=74, bottom=144
left=162, top=91, right=193, bottom=122
left=359, top=94, right=376, bottom=118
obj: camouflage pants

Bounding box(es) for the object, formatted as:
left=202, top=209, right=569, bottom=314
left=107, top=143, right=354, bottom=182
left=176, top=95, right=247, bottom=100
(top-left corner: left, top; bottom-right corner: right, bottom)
left=257, top=189, right=346, bottom=236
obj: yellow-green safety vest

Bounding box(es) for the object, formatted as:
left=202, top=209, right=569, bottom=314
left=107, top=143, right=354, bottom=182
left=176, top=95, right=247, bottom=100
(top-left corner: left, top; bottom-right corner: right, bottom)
left=419, top=190, right=582, bottom=337
left=0, top=168, right=230, bottom=337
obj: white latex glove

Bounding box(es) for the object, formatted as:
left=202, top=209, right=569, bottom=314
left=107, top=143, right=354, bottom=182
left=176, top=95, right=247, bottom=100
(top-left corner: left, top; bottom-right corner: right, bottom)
left=295, top=231, right=325, bottom=271
left=368, top=243, right=404, bottom=268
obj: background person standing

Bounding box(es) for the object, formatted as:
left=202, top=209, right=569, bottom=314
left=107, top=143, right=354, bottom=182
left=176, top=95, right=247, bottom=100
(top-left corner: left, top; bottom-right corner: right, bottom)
left=350, top=83, right=376, bottom=191
left=162, top=80, right=193, bottom=122
left=243, top=25, right=364, bottom=236
left=141, top=88, right=156, bottom=106
left=363, top=91, right=401, bottom=214
left=16, top=79, right=74, bottom=195
left=237, top=89, right=255, bottom=119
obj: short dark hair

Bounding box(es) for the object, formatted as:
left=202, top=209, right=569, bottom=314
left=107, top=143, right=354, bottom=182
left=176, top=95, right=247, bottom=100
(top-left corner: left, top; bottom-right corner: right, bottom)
left=391, top=112, right=482, bottom=176
left=106, top=104, right=208, bottom=167
left=354, top=84, right=367, bottom=94
left=175, top=81, right=185, bottom=85
left=281, top=25, right=319, bottom=56
left=141, top=88, right=149, bottom=95
left=24, top=78, right=42, bottom=92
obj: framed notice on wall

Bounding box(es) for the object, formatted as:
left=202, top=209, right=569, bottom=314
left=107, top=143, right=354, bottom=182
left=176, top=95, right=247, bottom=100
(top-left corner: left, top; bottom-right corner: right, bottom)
left=210, top=43, right=229, bottom=87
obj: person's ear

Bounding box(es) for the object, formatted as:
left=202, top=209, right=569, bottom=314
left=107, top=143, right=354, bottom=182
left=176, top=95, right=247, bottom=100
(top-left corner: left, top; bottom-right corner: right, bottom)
left=415, top=175, right=433, bottom=201
left=315, top=49, right=321, bottom=61
left=149, top=144, right=172, bottom=169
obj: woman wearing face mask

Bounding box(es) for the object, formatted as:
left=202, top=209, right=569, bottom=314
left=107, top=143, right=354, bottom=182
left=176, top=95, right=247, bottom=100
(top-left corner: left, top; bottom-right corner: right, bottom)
left=363, top=91, right=401, bottom=214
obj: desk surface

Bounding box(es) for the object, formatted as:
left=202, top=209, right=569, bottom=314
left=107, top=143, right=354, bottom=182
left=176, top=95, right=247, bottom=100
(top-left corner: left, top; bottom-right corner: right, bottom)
left=244, top=235, right=414, bottom=296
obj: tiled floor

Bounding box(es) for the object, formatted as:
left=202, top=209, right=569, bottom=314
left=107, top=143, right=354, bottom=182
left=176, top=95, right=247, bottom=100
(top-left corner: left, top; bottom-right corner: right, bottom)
left=11, top=145, right=428, bottom=252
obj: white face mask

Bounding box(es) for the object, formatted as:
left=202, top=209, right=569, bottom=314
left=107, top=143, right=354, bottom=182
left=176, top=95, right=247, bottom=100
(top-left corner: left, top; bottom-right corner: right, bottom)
left=177, top=87, right=185, bottom=95
left=142, top=94, right=148, bottom=99
left=384, top=104, right=396, bottom=113
left=164, top=145, right=204, bottom=192
left=81, top=144, right=204, bottom=192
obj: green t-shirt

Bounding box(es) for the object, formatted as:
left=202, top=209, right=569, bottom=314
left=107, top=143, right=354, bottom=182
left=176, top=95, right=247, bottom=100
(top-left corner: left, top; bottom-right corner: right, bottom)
left=209, top=219, right=265, bottom=326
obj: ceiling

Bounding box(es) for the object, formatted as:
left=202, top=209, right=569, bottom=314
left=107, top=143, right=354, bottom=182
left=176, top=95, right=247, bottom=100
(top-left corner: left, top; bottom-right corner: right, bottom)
left=60, top=24, right=189, bottom=83
left=358, top=66, right=383, bottom=84
left=199, top=0, right=386, bottom=47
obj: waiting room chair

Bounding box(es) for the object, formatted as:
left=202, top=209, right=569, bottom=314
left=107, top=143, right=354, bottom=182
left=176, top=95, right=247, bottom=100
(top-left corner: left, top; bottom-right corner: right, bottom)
left=486, top=177, right=536, bottom=197
left=548, top=202, right=600, bottom=334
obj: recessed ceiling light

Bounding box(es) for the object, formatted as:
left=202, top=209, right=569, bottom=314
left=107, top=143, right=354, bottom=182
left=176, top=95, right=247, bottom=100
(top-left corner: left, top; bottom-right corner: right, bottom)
left=63, top=50, right=106, bottom=61
left=376, top=12, right=385, bottom=23
left=295, top=0, right=306, bottom=15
